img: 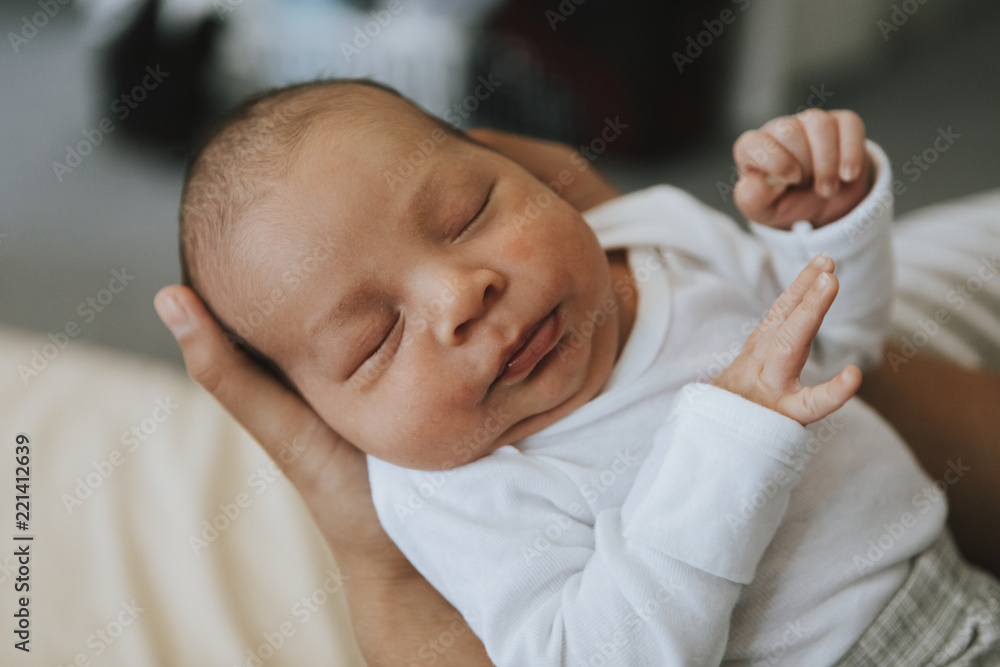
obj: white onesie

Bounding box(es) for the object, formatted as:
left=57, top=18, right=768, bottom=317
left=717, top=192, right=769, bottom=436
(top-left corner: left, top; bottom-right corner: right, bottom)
left=367, top=142, right=947, bottom=666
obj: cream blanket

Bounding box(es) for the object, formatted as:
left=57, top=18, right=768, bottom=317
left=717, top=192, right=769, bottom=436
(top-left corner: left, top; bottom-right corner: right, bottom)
left=0, top=328, right=366, bottom=666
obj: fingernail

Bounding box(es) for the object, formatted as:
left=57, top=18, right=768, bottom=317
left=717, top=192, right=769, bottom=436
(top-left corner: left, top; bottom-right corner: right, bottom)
left=157, top=294, right=190, bottom=336
left=818, top=272, right=831, bottom=287
left=766, top=176, right=786, bottom=188
left=841, top=165, right=856, bottom=181
left=820, top=182, right=835, bottom=199
left=811, top=252, right=831, bottom=267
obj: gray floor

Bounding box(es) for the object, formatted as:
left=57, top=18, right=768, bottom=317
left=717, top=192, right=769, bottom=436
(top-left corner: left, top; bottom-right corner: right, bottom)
left=1, top=2, right=998, bottom=371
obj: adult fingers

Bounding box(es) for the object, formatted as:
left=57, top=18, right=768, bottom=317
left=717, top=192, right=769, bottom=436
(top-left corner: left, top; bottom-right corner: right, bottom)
left=468, top=127, right=620, bottom=212
left=154, top=285, right=358, bottom=498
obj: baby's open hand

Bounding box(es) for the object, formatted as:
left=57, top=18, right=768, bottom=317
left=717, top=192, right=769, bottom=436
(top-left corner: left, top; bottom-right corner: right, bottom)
left=733, top=109, right=873, bottom=229
left=712, top=254, right=862, bottom=425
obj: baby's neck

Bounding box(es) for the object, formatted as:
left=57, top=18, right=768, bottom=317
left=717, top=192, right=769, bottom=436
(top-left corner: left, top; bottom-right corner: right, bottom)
left=605, top=248, right=638, bottom=362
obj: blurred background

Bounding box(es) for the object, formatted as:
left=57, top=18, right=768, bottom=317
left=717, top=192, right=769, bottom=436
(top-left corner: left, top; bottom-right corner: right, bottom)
left=1, top=0, right=998, bottom=368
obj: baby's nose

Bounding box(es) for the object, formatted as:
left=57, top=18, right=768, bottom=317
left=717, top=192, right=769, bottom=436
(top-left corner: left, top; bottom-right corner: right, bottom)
left=422, top=267, right=503, bottom=345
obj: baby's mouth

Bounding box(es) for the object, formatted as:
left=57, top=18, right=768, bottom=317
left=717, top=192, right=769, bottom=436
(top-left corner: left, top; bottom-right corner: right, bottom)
left=493, top=307, right=562, bottom=387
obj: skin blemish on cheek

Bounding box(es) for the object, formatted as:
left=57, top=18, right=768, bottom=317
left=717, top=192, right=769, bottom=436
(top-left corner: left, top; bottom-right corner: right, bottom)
left=505, top=232, right=533, bottom=261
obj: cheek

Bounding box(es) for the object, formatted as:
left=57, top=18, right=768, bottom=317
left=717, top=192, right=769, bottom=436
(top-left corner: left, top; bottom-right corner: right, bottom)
left=389, top=356, right=482, bottom=425
left=357, top=357, right=486, bottom=463
left=501, top=198, right=585, bottom=266
left=538, top=209, right=610, bottom=292
left=506, top=232, right=533, bottom=261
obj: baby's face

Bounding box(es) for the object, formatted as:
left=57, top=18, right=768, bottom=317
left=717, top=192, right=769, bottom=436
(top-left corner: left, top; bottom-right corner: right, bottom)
left=230, top=94, right=630, bottom=470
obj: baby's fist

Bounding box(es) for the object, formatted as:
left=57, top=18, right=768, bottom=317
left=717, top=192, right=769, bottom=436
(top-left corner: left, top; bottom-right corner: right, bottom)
left=733, top=109, right=873, bottom=230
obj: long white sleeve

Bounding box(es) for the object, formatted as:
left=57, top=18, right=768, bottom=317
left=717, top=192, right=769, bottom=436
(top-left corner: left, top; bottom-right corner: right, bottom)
left=368, top=384, right=811, bottom=667
left=748, top=140, right=895, bottom=372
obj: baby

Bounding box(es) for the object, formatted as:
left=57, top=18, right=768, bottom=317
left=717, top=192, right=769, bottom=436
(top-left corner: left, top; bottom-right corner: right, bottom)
left=178, top=79, right=1000, bottom=665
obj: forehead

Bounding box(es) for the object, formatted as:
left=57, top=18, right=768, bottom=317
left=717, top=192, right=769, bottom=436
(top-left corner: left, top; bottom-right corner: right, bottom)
left=271, top=115, right=486, bottom=286
left=280, top=95, right=473, bottom=230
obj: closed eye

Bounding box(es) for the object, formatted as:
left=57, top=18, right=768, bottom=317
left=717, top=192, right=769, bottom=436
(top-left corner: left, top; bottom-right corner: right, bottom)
left=455, top=186, right=492, bottom=241
left=355, top=313, right=402, bottom=377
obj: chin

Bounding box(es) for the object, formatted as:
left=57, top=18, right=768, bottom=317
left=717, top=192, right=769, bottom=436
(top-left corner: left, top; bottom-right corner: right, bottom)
left=502, top=366, right=601, bottom=447
left=379, top=447, right=469, bottom=472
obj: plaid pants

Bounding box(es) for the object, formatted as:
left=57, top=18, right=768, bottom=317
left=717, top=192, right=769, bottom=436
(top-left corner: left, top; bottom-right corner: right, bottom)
left=835, top=529, right=1000, bottom=666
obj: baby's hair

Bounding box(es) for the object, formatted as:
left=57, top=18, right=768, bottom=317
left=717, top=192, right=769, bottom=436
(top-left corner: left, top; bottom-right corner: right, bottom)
left=178, top=77, right=468, bottom=395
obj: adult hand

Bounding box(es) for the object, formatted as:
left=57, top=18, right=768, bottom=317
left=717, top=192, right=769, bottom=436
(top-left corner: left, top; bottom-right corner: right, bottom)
left=154, top=285, right=492, bottom=665
left=155, top=285, right=399, bottom=571
left=467, top=128, right=621, bottom=212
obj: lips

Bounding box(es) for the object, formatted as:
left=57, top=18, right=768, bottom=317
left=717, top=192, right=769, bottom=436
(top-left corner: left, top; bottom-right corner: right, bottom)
left=493, top=307, right=562, bottom=386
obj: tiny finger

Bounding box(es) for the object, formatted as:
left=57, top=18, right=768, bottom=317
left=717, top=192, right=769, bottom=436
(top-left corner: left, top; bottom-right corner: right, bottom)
left=734, top=174, right=784, bottom=224
left=831, top=110, right=867, bottom=182
left=760, top=271, right=838, bottom=384
left=780, top=365, right=861, bottom=425
left=734, top=129, right=804, bottom=185
left=760, top=115, right=813, bottom=184
left=798, top=109, right=840, bottom=199
left=757, top=255, right=835, bottom=338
